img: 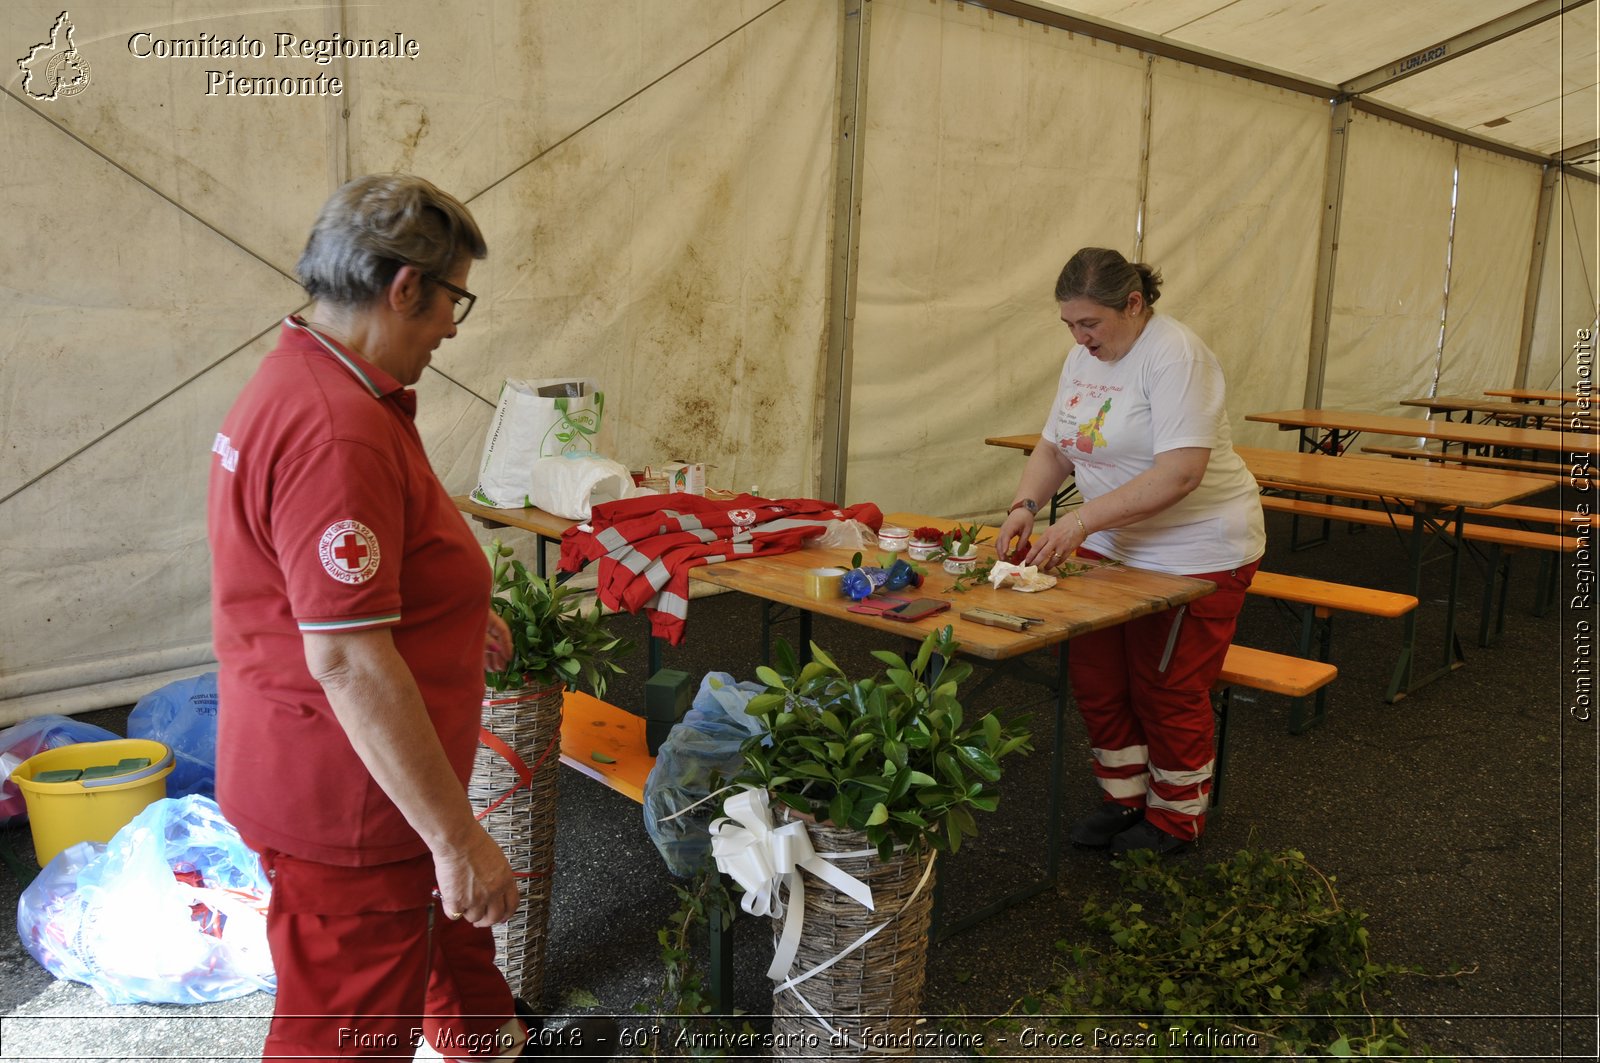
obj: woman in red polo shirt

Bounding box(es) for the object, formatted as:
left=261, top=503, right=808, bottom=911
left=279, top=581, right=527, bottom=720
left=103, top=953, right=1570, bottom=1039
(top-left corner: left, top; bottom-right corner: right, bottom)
left=208, top=174, right=611, bottom=1061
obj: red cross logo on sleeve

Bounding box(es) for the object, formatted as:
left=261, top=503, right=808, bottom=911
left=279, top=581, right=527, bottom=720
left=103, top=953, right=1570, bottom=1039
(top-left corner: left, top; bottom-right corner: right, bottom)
left=318, top=520, right=382, bottom=584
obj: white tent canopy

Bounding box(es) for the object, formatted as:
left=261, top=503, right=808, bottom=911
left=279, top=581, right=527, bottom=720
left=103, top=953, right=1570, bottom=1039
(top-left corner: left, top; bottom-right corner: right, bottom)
left=2, top=0, right=1595, bottom=720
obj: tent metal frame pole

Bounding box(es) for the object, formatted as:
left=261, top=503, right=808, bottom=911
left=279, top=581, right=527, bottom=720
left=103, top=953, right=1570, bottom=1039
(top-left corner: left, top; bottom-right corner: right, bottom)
left=1515, top=166, right=1561, bottom=388
left=976, top=0, right=1568, bottom=173
left=325, top=0, right=352, bottom=188
left=1305, top=99, right=1354, bottom=410
left=1339, top=0, right=1574, bottom=96
left=1133, top=56, right=1153, bottom=261
left=820, top=0, right=871, bottom=505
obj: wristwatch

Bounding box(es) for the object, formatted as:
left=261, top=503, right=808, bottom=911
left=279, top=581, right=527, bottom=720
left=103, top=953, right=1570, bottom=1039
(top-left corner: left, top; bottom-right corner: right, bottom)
left=1008, top=499, right=1038, bottom=515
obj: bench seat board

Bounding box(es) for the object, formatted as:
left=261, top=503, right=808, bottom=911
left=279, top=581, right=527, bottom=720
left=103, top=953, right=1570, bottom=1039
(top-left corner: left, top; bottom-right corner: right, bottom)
left=560, top=691, right=655, bottom=804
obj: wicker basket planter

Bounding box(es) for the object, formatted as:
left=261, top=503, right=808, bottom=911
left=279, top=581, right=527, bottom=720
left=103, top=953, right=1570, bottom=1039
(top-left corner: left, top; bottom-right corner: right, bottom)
left=769, top=812, right=937, bottom=1061
left=469, top=682, right=565, bottom=1003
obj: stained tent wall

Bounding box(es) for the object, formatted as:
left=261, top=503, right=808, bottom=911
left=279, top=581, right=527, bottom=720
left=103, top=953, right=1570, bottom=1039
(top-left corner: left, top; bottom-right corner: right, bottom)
left=1, top=0, right=1591, bottom=724
left=844, top=0, right=1557, bottom=519
left=1, top=0, right=840, bottom=722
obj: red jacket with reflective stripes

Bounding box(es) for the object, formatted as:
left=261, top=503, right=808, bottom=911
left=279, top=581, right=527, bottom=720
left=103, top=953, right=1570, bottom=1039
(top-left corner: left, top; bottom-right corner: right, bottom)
left=560, top=494, right=883, bottom=644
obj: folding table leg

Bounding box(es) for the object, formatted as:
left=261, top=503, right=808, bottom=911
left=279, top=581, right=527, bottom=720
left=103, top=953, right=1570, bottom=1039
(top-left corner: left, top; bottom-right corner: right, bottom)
left=706, top=902, right=735, bottom=1013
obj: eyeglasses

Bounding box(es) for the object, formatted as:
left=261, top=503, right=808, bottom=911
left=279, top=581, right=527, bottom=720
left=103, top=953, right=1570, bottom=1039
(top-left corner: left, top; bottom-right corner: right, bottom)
left=426, top=274, right=477, bottom=325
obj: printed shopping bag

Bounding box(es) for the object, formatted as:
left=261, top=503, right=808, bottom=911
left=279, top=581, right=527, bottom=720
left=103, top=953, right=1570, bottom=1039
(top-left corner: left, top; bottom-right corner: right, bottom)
left=472, top=379, right=606, bottom=508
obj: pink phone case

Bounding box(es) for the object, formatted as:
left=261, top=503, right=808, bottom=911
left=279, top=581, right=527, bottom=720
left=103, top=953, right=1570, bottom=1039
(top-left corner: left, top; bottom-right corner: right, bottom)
left=846, top=595, right=913, bottom=616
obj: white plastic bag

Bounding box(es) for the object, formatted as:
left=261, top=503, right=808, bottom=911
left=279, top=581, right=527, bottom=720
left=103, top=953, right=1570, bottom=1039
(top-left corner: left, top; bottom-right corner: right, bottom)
left=16, top=795, right=275, bottom=1004
left=473, top=378, right=605, bottom=508
left=526, top=453, right=636, bottom=520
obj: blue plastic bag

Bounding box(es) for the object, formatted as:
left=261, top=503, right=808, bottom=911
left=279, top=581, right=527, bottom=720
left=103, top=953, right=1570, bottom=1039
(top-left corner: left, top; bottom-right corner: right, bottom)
left=127, top=673, right=218, bottom=798
left=16, top=795, right=275, bottom=1004
left=643, top=672, right=767, bottom=877
left=0, top=714, right=119, bottom=825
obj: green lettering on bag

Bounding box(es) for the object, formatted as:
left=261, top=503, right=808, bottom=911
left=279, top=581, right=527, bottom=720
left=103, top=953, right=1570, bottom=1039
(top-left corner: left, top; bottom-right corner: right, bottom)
left=544, top=391, right=605, bottom=454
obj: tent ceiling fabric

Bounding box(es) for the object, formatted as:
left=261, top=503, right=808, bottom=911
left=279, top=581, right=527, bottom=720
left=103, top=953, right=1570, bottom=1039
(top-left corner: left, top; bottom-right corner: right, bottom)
left=1025, top=0, right=1599, bottom=173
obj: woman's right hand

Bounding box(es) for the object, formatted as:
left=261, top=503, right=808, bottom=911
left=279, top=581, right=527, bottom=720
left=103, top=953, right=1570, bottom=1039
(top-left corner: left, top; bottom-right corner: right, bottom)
left=433, top=824, right=520, bottom=928
left=994, top=507, right=1036, bottom=563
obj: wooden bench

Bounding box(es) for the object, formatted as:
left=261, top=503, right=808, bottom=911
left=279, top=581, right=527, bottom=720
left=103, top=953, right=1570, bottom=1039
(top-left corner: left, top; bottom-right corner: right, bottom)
left=558, top=691, right=734, bottom=1011
left=1360, top=445, right=1567, bottom=483
left=1258, top=495, right=1573, bottom=644
left=1211, top=645, right=1338, bottom=808
left=1245, top=571, right=1417, bottom=733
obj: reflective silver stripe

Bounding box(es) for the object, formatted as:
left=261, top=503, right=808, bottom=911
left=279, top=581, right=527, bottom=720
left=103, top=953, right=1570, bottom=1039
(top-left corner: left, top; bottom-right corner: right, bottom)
left=641, top=558, right=672, bottom=590
left=618, top=550, right=652, bottom=575
left=674, top=513, right=704, bottom=531
left=1091, top=744, right=1149, bottom=769
left=1097, top=774, right=1150, bottom=799
left=654, top=591, right=689, bottom=619
left=596, top=527, right=629, bottom=551
left=1157, top=605, right=1186, bottom=673
left=1150, top=761, right=1214, bottom=787
left=1147, top=791, right=1209, bottom=817
left=688, top=527, right=719, bottom=543
left=753, top=518, right=831, bottom=535
left=731, top=542, right=757, bottom=554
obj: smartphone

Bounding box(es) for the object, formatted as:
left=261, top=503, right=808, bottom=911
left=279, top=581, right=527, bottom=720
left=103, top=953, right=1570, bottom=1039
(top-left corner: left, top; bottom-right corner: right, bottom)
left=847, top=595, right=912, bottom=616
left=883, top=598, right=952, bottom=622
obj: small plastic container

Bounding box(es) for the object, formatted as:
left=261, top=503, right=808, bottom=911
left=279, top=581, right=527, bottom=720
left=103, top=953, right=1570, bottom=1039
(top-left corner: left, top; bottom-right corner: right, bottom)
left=942, top=552, right=980, bottom=575
left=877, top=525, right=909, bottom=552
left=907, top=538, right=942, bottom=562
left=9, top=739, right=174, bottom=866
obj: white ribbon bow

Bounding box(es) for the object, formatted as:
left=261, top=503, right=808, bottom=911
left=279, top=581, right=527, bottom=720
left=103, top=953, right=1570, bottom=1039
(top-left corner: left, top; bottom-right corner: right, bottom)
left=709, top=788, right=875, bottom=981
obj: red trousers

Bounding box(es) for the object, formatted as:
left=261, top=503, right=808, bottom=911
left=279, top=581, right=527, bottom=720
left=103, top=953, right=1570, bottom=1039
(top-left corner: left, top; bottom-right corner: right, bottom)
left=1068, top=555, right=1259, bottom=839
left=252, top=845, right=518, bottom=1061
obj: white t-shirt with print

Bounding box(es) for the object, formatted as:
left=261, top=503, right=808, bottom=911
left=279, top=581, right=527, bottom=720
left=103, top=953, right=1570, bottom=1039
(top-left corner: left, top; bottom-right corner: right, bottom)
left=1040, top=313, right=1265, bottom=575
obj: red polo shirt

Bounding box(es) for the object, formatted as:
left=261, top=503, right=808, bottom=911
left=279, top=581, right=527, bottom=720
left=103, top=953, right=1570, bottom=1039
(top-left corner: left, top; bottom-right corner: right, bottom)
left=208, top=316, right=489, bottom=865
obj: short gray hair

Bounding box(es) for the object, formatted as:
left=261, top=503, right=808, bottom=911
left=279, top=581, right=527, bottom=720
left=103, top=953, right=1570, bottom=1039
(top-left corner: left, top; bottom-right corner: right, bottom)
left=296, top=174, right=487, bottom=307
left=1054, top=247, right=1162, bottom=310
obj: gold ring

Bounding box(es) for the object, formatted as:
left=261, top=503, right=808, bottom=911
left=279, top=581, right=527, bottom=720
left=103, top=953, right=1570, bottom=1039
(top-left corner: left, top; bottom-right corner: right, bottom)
left=448, top=911, right=464, bottom=920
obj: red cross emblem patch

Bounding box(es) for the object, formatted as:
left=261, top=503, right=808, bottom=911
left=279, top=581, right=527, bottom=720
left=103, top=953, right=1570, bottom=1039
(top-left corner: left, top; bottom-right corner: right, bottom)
left=728, top=508, right=758, bottom=528
left=318, top=520, right=381, bottom=584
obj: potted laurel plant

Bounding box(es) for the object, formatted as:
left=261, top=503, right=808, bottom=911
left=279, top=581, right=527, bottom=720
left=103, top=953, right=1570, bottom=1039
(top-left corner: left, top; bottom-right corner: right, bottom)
left=723, top=626, right=1031, bottom=1059
left=473, top=539, right=631, bottom=1002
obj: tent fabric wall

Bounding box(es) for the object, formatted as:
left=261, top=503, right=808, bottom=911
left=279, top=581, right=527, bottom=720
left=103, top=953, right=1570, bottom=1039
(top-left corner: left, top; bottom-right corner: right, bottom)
left=1141, top=61, right=1328, bottom=452
left=2, top=0, right=1586, bottom=724
left=0, top=0, right=839, bottom=722
left=1437, top=147, right=1543, bottom=394
left=1320, top=112, right=1458, bottom=416
left=847, top=0, right=1148, bottom=521
left=1528, top=175, right=1600, bottom=392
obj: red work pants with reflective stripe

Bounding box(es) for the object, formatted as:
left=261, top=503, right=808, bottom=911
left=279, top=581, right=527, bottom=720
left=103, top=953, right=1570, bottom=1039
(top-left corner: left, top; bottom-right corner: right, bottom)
left=1068, top=555, right=1258, bottom=840
left=251, top=845, right=518, bottom=1062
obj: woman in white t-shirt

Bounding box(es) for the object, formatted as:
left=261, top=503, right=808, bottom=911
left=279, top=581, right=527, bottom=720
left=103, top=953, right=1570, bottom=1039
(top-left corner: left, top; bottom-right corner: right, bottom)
left=994, top=247, right=1265, bottom=856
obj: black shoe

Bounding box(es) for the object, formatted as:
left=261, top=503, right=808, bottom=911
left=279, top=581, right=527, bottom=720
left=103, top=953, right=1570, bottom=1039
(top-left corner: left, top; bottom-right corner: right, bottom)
left=517, top=998, right=617, bottom=1058
left=520, top=1014, right=618, bottom=1058
left=1108, top=818, right=1193, bottom=856
left=1068, top=802, right=1144, bottom=848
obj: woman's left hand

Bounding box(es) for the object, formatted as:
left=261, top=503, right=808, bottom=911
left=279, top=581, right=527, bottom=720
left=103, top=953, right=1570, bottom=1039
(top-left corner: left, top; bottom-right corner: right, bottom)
left=1023, top=512, right=1088, bottom=569
left=485, top=610, right=512, bottom=672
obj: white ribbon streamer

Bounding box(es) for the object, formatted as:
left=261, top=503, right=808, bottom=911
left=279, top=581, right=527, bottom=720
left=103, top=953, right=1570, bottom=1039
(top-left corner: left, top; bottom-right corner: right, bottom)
left=709, top=789, right=876, bottom=981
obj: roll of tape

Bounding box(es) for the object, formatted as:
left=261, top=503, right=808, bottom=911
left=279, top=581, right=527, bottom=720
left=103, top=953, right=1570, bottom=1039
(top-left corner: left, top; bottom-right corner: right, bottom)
left=805, top=567, right=847, bottom=599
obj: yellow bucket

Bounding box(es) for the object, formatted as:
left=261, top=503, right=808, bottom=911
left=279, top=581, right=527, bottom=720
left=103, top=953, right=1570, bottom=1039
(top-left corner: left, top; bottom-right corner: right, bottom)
left=9, top=738, right=174, bottom=866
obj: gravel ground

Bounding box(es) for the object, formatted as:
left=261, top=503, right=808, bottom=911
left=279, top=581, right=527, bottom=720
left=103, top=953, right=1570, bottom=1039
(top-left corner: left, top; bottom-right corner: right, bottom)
left=2, top=505, right=1594, bottom=1061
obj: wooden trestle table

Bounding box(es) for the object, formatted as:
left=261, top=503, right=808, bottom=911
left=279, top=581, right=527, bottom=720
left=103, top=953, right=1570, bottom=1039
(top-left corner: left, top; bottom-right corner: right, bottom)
left=1234, top=447, right=1550, bottom=700
left=454, top=495, right=1215, bottom=933
left=1244, top=407, right=1596, bottom=459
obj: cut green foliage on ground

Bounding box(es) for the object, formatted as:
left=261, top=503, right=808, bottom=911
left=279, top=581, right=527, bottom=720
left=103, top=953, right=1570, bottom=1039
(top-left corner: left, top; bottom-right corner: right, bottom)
left=958, top=847, right=1467, bottom=1059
